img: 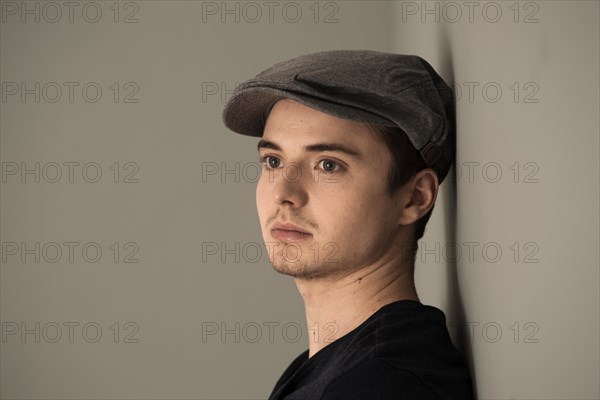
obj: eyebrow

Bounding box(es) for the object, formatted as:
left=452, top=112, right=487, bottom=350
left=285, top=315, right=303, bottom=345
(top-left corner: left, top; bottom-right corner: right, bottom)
left=257, top=139, right=364, bottom=161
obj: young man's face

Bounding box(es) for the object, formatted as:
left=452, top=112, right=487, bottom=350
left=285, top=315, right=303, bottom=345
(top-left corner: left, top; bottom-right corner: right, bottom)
left=256, top=99, right=411, bottom=281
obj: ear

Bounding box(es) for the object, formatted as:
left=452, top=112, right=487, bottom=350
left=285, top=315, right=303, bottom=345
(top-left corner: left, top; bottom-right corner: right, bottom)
left=396, top=169, right=439, bottom=226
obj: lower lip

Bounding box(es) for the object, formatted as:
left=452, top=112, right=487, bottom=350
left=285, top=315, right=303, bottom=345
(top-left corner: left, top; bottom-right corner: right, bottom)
left=271, top=229, right=312, bottom=241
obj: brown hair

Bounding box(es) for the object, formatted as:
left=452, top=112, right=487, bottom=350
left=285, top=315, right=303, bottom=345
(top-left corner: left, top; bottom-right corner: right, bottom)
left=366, top=124, right=435, bottom=262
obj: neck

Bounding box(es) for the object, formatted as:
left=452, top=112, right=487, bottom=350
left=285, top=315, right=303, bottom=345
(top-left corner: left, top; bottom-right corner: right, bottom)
left=295, top=259, right=419, bottom=358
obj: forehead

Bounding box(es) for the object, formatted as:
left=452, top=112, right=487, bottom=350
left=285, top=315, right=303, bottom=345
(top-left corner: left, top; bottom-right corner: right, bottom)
left=262, top=99, right=388, bottom=157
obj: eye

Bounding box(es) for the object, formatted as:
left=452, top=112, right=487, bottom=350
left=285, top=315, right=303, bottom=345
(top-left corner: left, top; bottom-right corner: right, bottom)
left=259, top=155, right=281, bottom=169
left=318, top=159, right=343, bottom=173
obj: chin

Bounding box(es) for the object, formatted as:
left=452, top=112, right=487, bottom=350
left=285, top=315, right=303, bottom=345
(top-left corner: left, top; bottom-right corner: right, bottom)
left=270, top=258, right=329, bottom=280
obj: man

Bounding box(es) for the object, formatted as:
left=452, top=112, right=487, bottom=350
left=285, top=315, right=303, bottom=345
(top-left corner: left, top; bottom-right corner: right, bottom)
left=222, top=50, right=474, bottom=399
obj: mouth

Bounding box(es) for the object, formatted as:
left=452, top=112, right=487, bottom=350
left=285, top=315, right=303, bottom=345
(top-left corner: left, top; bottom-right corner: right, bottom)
left=271, top=222, right=313, bottom=241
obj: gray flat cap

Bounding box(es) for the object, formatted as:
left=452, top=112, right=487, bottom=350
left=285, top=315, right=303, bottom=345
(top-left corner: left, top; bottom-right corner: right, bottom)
left=222, top=49, right=455, bottom=183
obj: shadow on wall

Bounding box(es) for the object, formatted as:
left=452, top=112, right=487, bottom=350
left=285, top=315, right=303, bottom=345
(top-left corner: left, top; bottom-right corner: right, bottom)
left=437, top=37, right=479, bottom=400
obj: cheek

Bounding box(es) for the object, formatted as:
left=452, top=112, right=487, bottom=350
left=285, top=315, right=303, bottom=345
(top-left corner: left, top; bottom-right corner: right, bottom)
left=255, top=178, right=270, bottom=225
left=313, top=186, right=375, bottom=235
left=315, top=181, right=391, bottom=242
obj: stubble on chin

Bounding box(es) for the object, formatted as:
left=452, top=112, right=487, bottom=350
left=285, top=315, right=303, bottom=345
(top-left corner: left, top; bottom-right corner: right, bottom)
left=269, top=254, right=327, bottom=280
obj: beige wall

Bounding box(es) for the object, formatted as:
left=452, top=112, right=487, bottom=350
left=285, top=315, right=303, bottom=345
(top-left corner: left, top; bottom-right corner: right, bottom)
left=393, top=1, right=600, bottom=399
left=1, top=1, right=598, bottom=399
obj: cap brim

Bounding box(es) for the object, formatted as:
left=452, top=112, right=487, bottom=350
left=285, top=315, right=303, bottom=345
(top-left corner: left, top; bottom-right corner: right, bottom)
left=222, top=86, right=396, bottom=137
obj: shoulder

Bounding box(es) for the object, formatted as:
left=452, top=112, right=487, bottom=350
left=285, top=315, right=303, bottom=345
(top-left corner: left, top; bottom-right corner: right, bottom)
left=321, top=358, right=439, bottom=400
left=352, top=302, right=460, bottom=364
left=319, top=302, right=474, bottom=399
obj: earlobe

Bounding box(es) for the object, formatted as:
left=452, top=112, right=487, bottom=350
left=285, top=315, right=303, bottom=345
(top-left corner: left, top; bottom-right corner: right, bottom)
left=396, top=170, right=439, bottom=226
left=395, top=177, right=421, bottom=226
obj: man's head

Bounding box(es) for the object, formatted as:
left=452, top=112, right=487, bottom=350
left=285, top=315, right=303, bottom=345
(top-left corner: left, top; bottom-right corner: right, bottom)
left=255, top=99, right=438, bottom=280
left=222, top=50, right=454, bottom=279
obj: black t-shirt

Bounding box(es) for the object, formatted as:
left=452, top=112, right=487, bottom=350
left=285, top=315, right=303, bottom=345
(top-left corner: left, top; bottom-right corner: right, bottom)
left=268, top=300, right=474, bottom=400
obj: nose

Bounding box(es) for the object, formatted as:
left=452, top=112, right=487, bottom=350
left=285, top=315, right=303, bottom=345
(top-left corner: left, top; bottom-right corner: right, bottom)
left=269, top=162, right=309, bottom=208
